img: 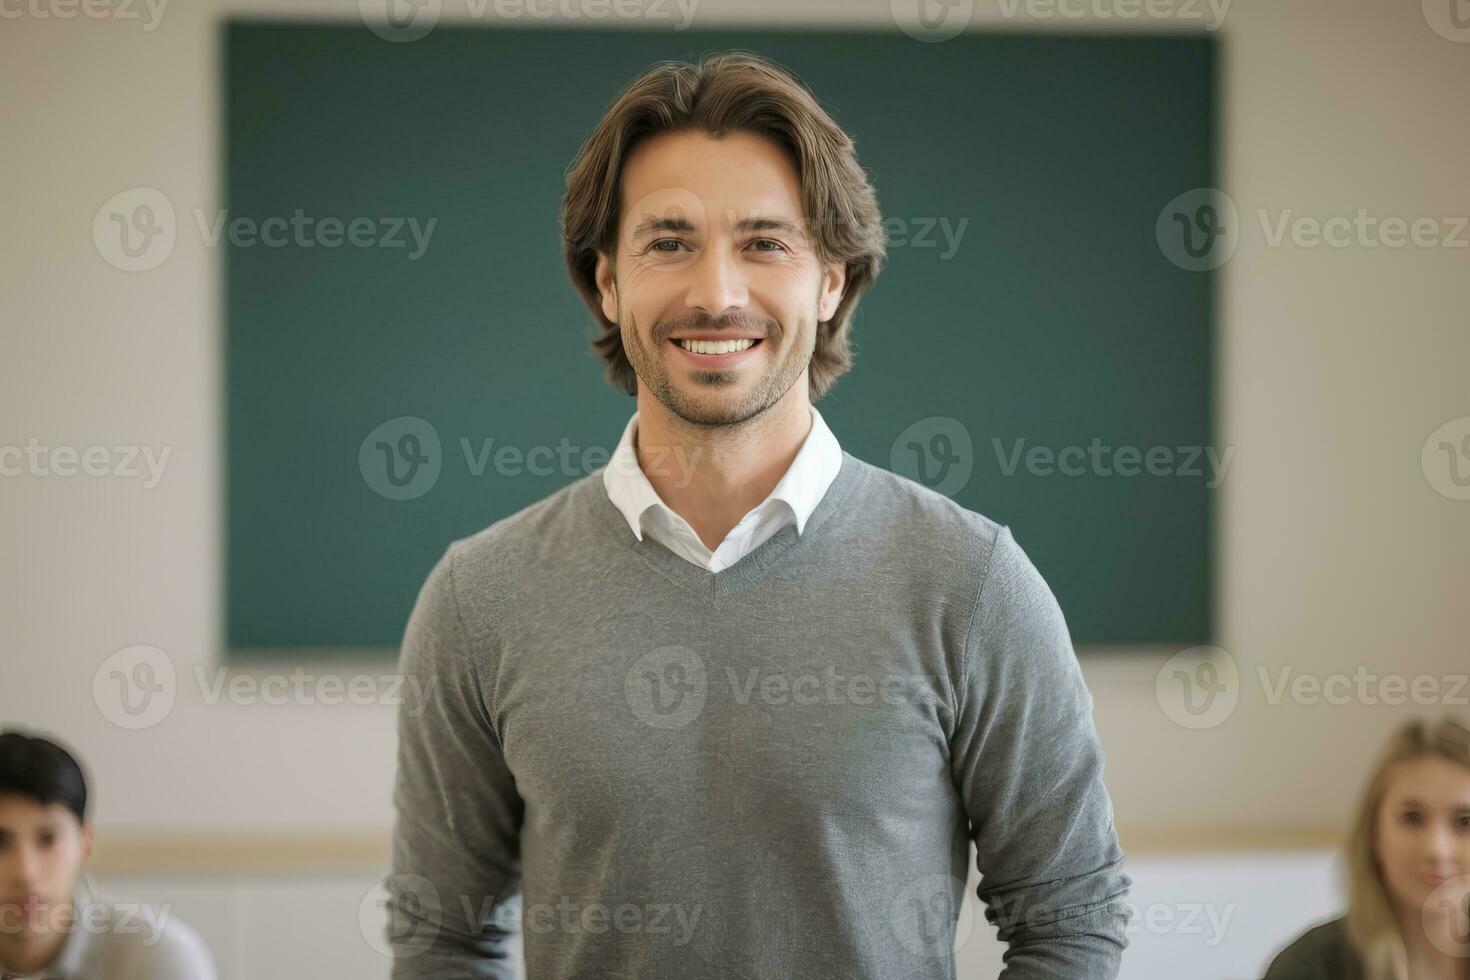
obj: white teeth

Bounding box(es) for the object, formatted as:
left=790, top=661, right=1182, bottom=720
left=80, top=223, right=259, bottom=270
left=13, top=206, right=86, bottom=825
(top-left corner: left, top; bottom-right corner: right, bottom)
left=676, top=338, right=757, bottom=355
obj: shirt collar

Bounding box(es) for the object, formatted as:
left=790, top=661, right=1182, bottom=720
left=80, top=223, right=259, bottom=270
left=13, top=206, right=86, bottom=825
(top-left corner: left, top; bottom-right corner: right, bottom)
left=602, top=403, right=843, bottom=542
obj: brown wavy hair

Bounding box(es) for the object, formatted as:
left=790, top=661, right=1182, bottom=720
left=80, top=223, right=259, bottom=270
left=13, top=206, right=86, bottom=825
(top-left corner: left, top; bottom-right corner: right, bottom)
left=1344, top=715, right=1470, bottom=980
left=560, top=50, right=888, bottom=401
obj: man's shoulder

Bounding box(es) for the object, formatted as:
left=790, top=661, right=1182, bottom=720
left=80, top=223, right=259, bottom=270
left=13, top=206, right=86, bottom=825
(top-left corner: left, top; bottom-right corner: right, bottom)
left=447, top=468, right=606, bottom=568
left=845, top=453, right=1007, bottom=558
left=845, top=456, right=1074, bottom=637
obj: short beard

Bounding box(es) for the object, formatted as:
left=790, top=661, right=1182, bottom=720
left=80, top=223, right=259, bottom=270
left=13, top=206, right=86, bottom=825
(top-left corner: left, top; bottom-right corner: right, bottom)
left=620, top=305, right=812, bottom=429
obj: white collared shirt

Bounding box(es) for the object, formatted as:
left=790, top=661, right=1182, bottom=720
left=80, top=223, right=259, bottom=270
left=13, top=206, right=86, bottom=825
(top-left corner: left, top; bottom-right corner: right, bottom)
left=602, top=403, right=843, bottom=573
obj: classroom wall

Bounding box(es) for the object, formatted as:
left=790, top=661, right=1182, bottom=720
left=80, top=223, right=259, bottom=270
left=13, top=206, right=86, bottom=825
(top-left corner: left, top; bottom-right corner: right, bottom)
left=3, top=0, right=1468, bottom=849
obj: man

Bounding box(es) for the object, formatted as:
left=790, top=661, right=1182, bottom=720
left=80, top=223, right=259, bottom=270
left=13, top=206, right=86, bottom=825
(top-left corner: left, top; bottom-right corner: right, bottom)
left=0, top=730, right=215, bottom=979
left=389, top=51, right=1131, bottom=978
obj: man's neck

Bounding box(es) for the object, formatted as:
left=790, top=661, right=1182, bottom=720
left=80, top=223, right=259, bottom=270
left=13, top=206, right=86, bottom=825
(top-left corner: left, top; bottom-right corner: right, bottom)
left=634, top=391, right=814, bottom=552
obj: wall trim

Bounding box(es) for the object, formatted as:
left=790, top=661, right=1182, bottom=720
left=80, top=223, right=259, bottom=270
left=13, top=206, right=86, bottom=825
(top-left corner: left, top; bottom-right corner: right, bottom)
left=87, top=825, right=1346, bottom=875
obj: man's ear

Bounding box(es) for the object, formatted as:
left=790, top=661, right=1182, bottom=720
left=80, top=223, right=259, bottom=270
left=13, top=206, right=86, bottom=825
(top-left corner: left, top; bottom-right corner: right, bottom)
left=818, top=261, right=847, bottom=323
left=594, top=251, right=618, bottom=325
left=79, top=820, right=94, bottom=861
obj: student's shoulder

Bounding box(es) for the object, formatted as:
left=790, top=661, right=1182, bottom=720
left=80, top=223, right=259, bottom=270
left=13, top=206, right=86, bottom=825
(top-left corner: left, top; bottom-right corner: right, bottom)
left=135, top=913, right=216, bottom=979
left=1262, top=916, right=1361, bottom=980
left=85, top=898, right=217, bottom=980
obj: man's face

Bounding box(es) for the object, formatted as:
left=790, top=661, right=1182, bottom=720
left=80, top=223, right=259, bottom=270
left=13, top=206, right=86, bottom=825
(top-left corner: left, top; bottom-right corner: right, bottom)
left=595, top=128, right=846, bottom=427
left=0, top=795, right=91, bottom=944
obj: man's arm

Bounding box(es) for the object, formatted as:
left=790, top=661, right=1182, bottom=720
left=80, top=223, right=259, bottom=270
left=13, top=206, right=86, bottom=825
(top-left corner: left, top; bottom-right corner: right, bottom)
left=389, top=542, right=524, bottom=979
left=950, top=525, right=1132, bottom=978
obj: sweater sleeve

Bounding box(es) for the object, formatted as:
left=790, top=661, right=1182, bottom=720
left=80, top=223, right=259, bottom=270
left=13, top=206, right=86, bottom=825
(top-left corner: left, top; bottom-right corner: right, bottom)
left=388, top=542, right=524, bottom=979
left=950, top=524, right=1132, bottom=978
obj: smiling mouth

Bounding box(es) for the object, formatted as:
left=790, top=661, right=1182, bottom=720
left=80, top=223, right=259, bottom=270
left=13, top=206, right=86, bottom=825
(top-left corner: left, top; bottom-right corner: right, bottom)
left=670, top=338, right=763, bottom=356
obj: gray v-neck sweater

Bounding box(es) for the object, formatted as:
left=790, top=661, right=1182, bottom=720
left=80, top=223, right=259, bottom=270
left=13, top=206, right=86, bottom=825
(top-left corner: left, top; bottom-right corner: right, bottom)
left=387, top=450, right=1131, bottom=978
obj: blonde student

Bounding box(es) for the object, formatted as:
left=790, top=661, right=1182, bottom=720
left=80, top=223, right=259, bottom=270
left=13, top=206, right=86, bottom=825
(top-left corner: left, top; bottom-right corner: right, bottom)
left=1263, top=716, right=1470, bottom=980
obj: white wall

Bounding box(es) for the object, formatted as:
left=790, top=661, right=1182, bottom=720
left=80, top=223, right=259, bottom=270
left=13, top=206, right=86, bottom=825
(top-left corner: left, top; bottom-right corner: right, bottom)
left=2, top=0, right=1467, bottom=913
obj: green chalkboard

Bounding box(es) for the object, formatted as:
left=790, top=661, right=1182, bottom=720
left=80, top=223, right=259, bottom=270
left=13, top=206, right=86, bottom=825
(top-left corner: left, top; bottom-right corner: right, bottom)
left=225, top=22, right=1217, bottom=656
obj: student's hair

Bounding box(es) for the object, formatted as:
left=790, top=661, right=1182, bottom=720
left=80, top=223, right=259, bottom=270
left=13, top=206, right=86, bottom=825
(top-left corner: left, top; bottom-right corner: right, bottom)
left=0, top=730, right=89, bottom=824
left=1343, top=715, right=1470, bottom=980
left=560, top=50, right=887, bottom=402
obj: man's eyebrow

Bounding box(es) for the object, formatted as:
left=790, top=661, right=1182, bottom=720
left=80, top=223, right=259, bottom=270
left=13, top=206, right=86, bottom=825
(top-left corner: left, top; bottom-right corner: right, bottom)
left=734, top=216, right=807, bottom=238
left=628, top=214, right=807, bottom=239
left=629, top=214, right=698, bottom=238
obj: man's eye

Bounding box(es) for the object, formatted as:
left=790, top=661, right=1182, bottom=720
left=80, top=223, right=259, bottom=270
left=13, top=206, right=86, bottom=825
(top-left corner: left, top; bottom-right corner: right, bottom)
left=646, top=239, right=788, bottom=255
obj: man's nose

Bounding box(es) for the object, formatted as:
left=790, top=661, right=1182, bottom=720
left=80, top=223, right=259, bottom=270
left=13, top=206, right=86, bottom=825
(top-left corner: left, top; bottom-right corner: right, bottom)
left=684, top=244, right=748, bottom=317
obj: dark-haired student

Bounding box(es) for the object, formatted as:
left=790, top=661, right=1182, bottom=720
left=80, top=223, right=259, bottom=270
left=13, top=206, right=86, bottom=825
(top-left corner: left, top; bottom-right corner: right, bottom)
left=1262, top=716, right=1470, bottom=980
left=0, top=730, right=216, bottom=979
